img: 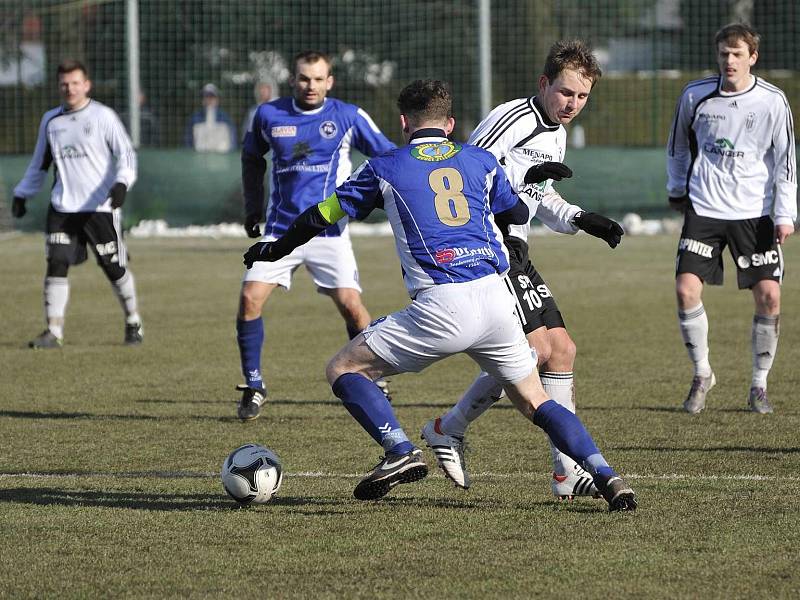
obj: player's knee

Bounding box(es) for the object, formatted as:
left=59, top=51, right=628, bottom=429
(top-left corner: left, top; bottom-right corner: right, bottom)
left=552, top=335, right=577, bottom=365
left=325, top=357, right=346, bottom=386
left=46, top=259, right=69, bottom=278
left=240, top=287, right=266, bottom=318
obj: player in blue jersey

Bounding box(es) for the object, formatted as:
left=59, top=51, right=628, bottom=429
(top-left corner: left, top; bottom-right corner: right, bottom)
left=244, top=79, right=636, bottom=511
left=236, top=51, right=395, bottom=421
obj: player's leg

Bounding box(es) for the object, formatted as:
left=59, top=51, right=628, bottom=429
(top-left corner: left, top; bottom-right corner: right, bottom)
left=675, top=209, right=725, bottom=413
left=30, top=209, right=84, bottom=348
left=85, top=209, right=143, bottom=344
left=730, top=215, right=783, bottom=413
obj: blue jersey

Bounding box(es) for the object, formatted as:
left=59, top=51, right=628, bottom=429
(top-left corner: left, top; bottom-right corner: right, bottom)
left=334, top=133, right=519, bottom=297
left=243, top=97, right=395, bottom=239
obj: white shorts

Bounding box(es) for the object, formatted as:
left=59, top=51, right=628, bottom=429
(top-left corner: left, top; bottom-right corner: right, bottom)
left=243, top=233, right=362, bottom=292
left=363, top=274, right=535, bottom=384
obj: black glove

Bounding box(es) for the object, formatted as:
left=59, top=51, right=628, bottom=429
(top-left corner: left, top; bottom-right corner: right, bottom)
left=12, top=196, right=26, bottom=218
left=668, top=195, right=689, bottom=214
left=110, top=183, right=127, bottom=209
left=243, top=241, right=286, bottom=268
left=573, top=211, right=624, bottom=248
left=524, top=162, right=573, bottom=184
left=244, top=213, right=262, bottom=238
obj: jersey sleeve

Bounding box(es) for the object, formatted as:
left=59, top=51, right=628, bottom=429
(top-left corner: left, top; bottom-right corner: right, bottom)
left=770, top=96, right=797, bottom=226
left=242, top=107, right=271, bottom=158
left=351, top=108, right=396, bottom=157
left=105, top=108, right=137, bottom=190
left=241, top=107, right=271, bottom=218
left=536, top=188, right=581, bottom=234
left=13, top=111, right=54, bottom=199
left=333, top=160, right=382, bottom=220
left=666, top=89, right=693, bottom=198
left=468, top=100, right=526, bottom=164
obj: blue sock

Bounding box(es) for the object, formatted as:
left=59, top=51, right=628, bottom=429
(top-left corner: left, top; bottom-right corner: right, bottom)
left=236, top=317, right=264, bottom=391
left=533, top=399, right=616, bottom=480
left=346, top=324, right=362, bottom=340
left=332, top=373, right=413, bottom=454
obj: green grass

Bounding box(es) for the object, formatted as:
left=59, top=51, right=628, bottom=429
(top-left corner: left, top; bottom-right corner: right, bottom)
left=1, top=233, right=799, bottom=599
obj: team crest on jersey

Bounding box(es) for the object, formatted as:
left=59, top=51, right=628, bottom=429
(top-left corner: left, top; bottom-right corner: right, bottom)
left=319, top=121, right=337, bottom=139
left=411, top=141, right=461, bottom=162
left=271, top=125, right=297, bottom=137
left=83, top=123, right=92, bottom=137
left=745, top=112, right=756, bottom=131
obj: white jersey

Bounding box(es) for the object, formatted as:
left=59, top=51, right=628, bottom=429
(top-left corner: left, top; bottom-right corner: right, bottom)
left=667, top=75, right=797, bottom=225
left=14, top=99, right=137, bottom=213
left=468, top=96, right=581, bottom=241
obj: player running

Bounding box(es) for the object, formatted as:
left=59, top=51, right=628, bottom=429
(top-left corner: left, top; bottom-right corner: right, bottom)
left=236, top=50, right=395, bottom=421
left=244, top=79, right=636, bottom=512
left=421, top=40, right=624, bottom=500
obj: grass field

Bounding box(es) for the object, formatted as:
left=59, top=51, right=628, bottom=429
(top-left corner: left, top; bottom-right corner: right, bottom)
left=1, top=232, right=799, bottom=599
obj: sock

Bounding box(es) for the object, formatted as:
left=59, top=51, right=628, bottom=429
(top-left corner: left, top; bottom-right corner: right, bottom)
left=541, top=371, right=576, bottom=476
left=439, top=371, right=504, bottom=437
left=44, top=276, right=69, bottom=339
left=236, top=317, right=265, bottom=390
left=752, top=314, right=779, bottom=388
left=678, top=303, right=711, bottom=377
left=111, top=271, right=141, bottom=325
left=346, top=323, right=362, bottom=340
left=332, top=373, right=413, bottom=454
left=532, top=399, right=615, bottom=480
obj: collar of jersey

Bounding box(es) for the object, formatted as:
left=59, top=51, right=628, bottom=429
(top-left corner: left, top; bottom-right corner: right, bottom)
left=717, top=74, right=757, bottom=97
left=409, top=128, right=448, bottom=143
left=531, top=97, right=560, bottom=129
left=291, top=98, right=328, bottom=115
left=61, top=98, right=93, bottom=115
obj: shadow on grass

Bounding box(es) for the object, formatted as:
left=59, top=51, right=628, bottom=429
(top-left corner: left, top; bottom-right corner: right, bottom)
left=613, top=445, right=799, bottom=454
left=0, top=409, right=258, bottom=423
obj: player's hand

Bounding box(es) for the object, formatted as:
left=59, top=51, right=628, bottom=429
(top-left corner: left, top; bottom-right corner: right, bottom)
left=668, top=195, right=688, bottom=213
left=775, top=224, right=794, bottom=245
left=12, top=196, right=26, bottom=218
left=524, top=162, right=573, bottom=184
left=110, top=183, right=127, bottom=209
left=573, top=211, right=624, bottom=248
left=243, top=241, right=283, bottom=268
left=244, top=213, right=261, bottom=238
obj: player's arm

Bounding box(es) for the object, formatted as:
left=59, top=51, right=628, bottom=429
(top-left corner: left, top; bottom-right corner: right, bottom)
left=535, top=188, right=623, bottom=248
left=12, top=111, right=56, bottom=217
left=666, top=89, right=693, bottom=210
left=106, top=110, right=138, bottom=208
left=352, top=108, right=396, bottom=157
left=489, top=164, right=529, bottom=228
left=770, top=97, right=797, bottom=243
left=241, top=110, right=271, bottom=238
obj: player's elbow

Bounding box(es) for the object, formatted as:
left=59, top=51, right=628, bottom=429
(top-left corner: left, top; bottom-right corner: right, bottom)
left=495, top=200, right=529, bottom=228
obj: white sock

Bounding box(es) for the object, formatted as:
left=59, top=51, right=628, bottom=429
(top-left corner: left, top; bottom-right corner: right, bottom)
left=112, top=271, right=141, bottom=324
left=751, top=314, right=779, bottom=389
left=44, top=276, right=69, bottom=339
left=439, top=371, right=504, bottom=437
left=541, top=371, right=577, bottom=476
left=678, top=303, right=711, bottom=377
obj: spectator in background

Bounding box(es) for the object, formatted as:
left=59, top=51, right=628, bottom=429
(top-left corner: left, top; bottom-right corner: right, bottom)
left=120, top=91, right=160, bottom=147
left=241, top=80, right=278, bottom=142
left=184, top=83, right=237, bottom=152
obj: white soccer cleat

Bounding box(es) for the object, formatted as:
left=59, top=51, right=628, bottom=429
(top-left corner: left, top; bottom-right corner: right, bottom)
left=551, top=464, right=600, bottom=500
left=421, top=418, right=470, bottom=489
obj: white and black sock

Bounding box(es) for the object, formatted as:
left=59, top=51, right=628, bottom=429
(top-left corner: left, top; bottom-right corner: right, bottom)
left=541, top=371, right=577, bottom=476
left=752, top=314, right=779, bottom=389
left=111, top=270, right=141, bottom=325
left=44, top=276, right=69, bottom=339
left=678, top=303, right=711, bottom=377
left=439, top=371, right=504, bottom=438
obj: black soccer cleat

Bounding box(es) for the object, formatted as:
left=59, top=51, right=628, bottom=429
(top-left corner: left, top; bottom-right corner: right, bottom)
left=595, top=475, right=637, bottom=512
left=236, top=384, right=266, bottom=421
left=353, top=448, right=428, bottom=501
left=124, top=322, right=144, bottom=345
left=29, top=330, right=63, bottom=349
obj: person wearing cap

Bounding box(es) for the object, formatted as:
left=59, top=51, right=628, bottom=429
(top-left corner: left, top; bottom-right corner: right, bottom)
left=184, top=82, right=237, bottom=152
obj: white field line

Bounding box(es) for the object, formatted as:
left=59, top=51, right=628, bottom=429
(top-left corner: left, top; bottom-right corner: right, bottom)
left=1, top=471, right=798, bottom=483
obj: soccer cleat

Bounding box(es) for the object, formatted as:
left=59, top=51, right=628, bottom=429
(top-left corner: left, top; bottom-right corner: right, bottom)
left=28, top=330, right=63, bottom=349
left=683, top=371, right=716, bottom=414
left=124, top=321, right=144, bottom=345
left=420, top=418, right=470, bottom=489
left=236, top=384, right=266, bottom=421
left=375, top=378, right=392, bottom=403
left=552, top=464, right=600, bottom=500
left=748, top=387, right=774, bottom=414
left=595, top=475, right=637, bottom=512
left=353, top=448, right=428, bottom=501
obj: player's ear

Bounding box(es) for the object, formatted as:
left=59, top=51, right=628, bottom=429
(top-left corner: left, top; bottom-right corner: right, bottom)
left=538, top=74, right=549, bottom=95
left=749, top=50, right=758, bottom=67
left=400, top=114, right=410, bottom=135
left=444, top=116, right=455, bottom=135
left=325, top=75, right=334, bottom=91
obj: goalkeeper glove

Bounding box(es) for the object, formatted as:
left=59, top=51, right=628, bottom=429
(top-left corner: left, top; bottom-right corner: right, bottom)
left=243, top=241, right=287, bottom=268
left=110, top=183, right=127, bottom=209
left=12, top=196, right=26, bottom=218
left=668, top=195, right=689, bottom=213
left=573, top=211, right=624, bottom=248
left=524, top=162, right=573, bottom=184
left=244, top=213, right=262, bottom=238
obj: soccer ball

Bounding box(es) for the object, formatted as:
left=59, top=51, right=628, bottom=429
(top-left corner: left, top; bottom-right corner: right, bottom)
left=221, top=443, right=283, bottom=505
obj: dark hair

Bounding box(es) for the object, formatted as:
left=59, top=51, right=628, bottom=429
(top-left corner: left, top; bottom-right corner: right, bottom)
left=292, top=51, right=332, bottom=75
left=543, top=40, right=602, bottom=86
left=715, top=23, right=760, bottom=55
left=57, top=59, right=89, bottom=79
left=397, top=79, right=452, bottom=126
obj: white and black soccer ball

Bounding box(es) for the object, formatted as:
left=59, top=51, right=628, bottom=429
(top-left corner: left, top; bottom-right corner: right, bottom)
left=221, top=443, right=283, bottom=505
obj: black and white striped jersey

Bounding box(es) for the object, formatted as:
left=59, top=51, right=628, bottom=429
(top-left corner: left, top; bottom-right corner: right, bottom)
left=14, top=100, right=137, bottom=213
left=667, top=75, right=796, bottom=225
left=468, top=96, right=581, bottom=242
